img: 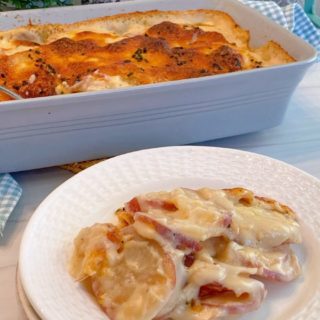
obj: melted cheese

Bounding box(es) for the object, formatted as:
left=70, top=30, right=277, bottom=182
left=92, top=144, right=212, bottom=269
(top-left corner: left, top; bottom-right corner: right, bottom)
left=129, top=187, right=301, bottom=249
left=218, top=241, right=301, bottom=281
left=69, top=186, right=302, bottom=320
left=92, top=238, right=175, bottom=320
left=188, top=260, right=261, bottom=297
left=55, top=73, right=130, bottom=94
left=132, top=188, right=234, bottom=241
left=167, top=260, right=265, bottom=320
left=231, top=203, right=301, bottom=248
left=0, top=9, right=294, bottom=102
left=132, top=219, right=189, bottom=317
left=69, top=223, right=121, bottom=281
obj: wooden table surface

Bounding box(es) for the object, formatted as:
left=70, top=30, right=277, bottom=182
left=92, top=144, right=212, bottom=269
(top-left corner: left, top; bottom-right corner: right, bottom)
left=0, top=63, right=319, bottom=320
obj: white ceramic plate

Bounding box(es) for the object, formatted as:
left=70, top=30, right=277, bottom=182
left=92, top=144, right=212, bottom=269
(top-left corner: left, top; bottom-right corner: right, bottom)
left=19, top=146, right=320, bottom=320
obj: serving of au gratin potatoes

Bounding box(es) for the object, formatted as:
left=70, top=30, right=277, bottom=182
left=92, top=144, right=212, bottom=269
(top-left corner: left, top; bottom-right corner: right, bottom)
left=0, top=9, right=295, bottom=101
left=69, top=187, right=302, bottom=320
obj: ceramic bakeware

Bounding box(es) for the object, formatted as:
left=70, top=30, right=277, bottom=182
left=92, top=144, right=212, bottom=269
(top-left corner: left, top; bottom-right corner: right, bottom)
left=0, top=0, right=317, bottom=173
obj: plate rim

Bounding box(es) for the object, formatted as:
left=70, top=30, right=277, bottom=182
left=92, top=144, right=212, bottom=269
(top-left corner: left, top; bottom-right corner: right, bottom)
left=16, top=266, right=41, bottom=320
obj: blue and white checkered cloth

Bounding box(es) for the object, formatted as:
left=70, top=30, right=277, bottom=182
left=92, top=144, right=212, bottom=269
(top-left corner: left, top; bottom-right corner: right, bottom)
left=0, top=174, right=22, bottom=237
left=242, top=0, right=320, bottom=57
left=0, top=0, right=318, bottom=237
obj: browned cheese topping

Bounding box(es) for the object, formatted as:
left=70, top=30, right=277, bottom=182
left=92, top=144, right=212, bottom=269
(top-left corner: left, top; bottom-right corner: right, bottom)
left=0, top=10, right=295, bottom=101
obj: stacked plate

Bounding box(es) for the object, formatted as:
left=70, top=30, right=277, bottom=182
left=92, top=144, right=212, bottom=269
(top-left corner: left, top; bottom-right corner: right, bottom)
left=18, top=146, right=320, bottom=319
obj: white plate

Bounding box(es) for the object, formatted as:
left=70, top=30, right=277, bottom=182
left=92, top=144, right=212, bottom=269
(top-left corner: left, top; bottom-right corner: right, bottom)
left=19, top=146, right=320, bottom=320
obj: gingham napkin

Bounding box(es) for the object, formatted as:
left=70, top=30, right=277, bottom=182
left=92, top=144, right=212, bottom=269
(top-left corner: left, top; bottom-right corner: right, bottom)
left=242, top=0, right=320, bottom=55
left=0, top=174, right=22, bottom=237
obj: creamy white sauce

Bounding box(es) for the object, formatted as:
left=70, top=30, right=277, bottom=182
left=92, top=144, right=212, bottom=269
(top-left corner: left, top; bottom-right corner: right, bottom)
left=231, top=204, right=301, bottom=248
left=135, top=188, right=235, bottom=241
left=70, top=186, right=301, bottom=320
left=220, top=241, right=301, bottom=281
left=167, top=260, right=265, bottom=319
left=133, top=219, right=188, bottom=317
left=28, top=74, right=36, bottom=84
left=94, top=238, right=177, bottom=320
left=55, top=73, right=129, bottom=94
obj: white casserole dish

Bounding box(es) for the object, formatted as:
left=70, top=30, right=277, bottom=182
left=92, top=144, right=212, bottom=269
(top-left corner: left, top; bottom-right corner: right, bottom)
left=0, top=0, right=317, bottom=173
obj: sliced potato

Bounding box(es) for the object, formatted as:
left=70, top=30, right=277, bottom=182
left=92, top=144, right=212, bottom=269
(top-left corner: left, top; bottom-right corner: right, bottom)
left=69, top=223, right=122, bottom=281
left=217, top=241, right=301, bottom=282
left=224, top=188, right=301, bottom=248
left=91, top=238, right=176, bottom=320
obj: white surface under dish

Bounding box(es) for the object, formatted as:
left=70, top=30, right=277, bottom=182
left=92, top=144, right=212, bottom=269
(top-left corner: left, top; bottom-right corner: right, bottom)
left=0, top=0, right=317, bottom=173
left=19, top=146, right=320, bottom=320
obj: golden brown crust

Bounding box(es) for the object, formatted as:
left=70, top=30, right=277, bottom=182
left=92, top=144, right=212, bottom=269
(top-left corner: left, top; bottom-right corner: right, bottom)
left=223, top=187, right=254, bottom=205
left=60, top=159, right=105, bottom=173
left=0, top=9, right=295, bottom=102
left=252, top=41, right=294, bottom=66
left=116, top=210, right=135, bottom=229
left=224, top=187, right=297, bottom=220
left=0, top=25, right=245, bottom=100
left=0, top=91, right=13, bottom=101
left=0, top=10, right=248, bottom=47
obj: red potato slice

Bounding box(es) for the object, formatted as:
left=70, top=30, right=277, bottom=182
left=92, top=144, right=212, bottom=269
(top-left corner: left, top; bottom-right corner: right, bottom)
left=125, top=197, right=142, bottom=213
left=217, top=241, right=301, bottom=282
left=125, top=188, right=234, bottom=242
left=197, top=264, right=266, bottom=316
left=69, top=223, right=123, bottom=281
left=200, top=286, right=264, bottom=316
left=126, top=197, right=178, bottom=213
left=126, top=187, right=302, bottom=250
left=90, top=237, right=178, bottom=320
left=166, top=260, right=266, bottom=320
left=224, top=188, right=302, bottom=249
left=70, top=224, right=184, bottom=320
left=69, top=186, right=302, bottom=320
left=133, top=213, right=202, bottom=252
left=120, top=197, right=178, bottom=228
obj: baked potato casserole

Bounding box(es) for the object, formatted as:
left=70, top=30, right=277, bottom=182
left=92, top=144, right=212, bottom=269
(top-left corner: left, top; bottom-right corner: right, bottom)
left=69, top=187, right=301, bottom=320
left=0, top=9, right=294, bottom=101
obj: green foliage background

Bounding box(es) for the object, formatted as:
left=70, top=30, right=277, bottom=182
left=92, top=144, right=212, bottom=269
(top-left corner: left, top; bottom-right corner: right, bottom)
left=0, top=0, right=72, bottom=10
